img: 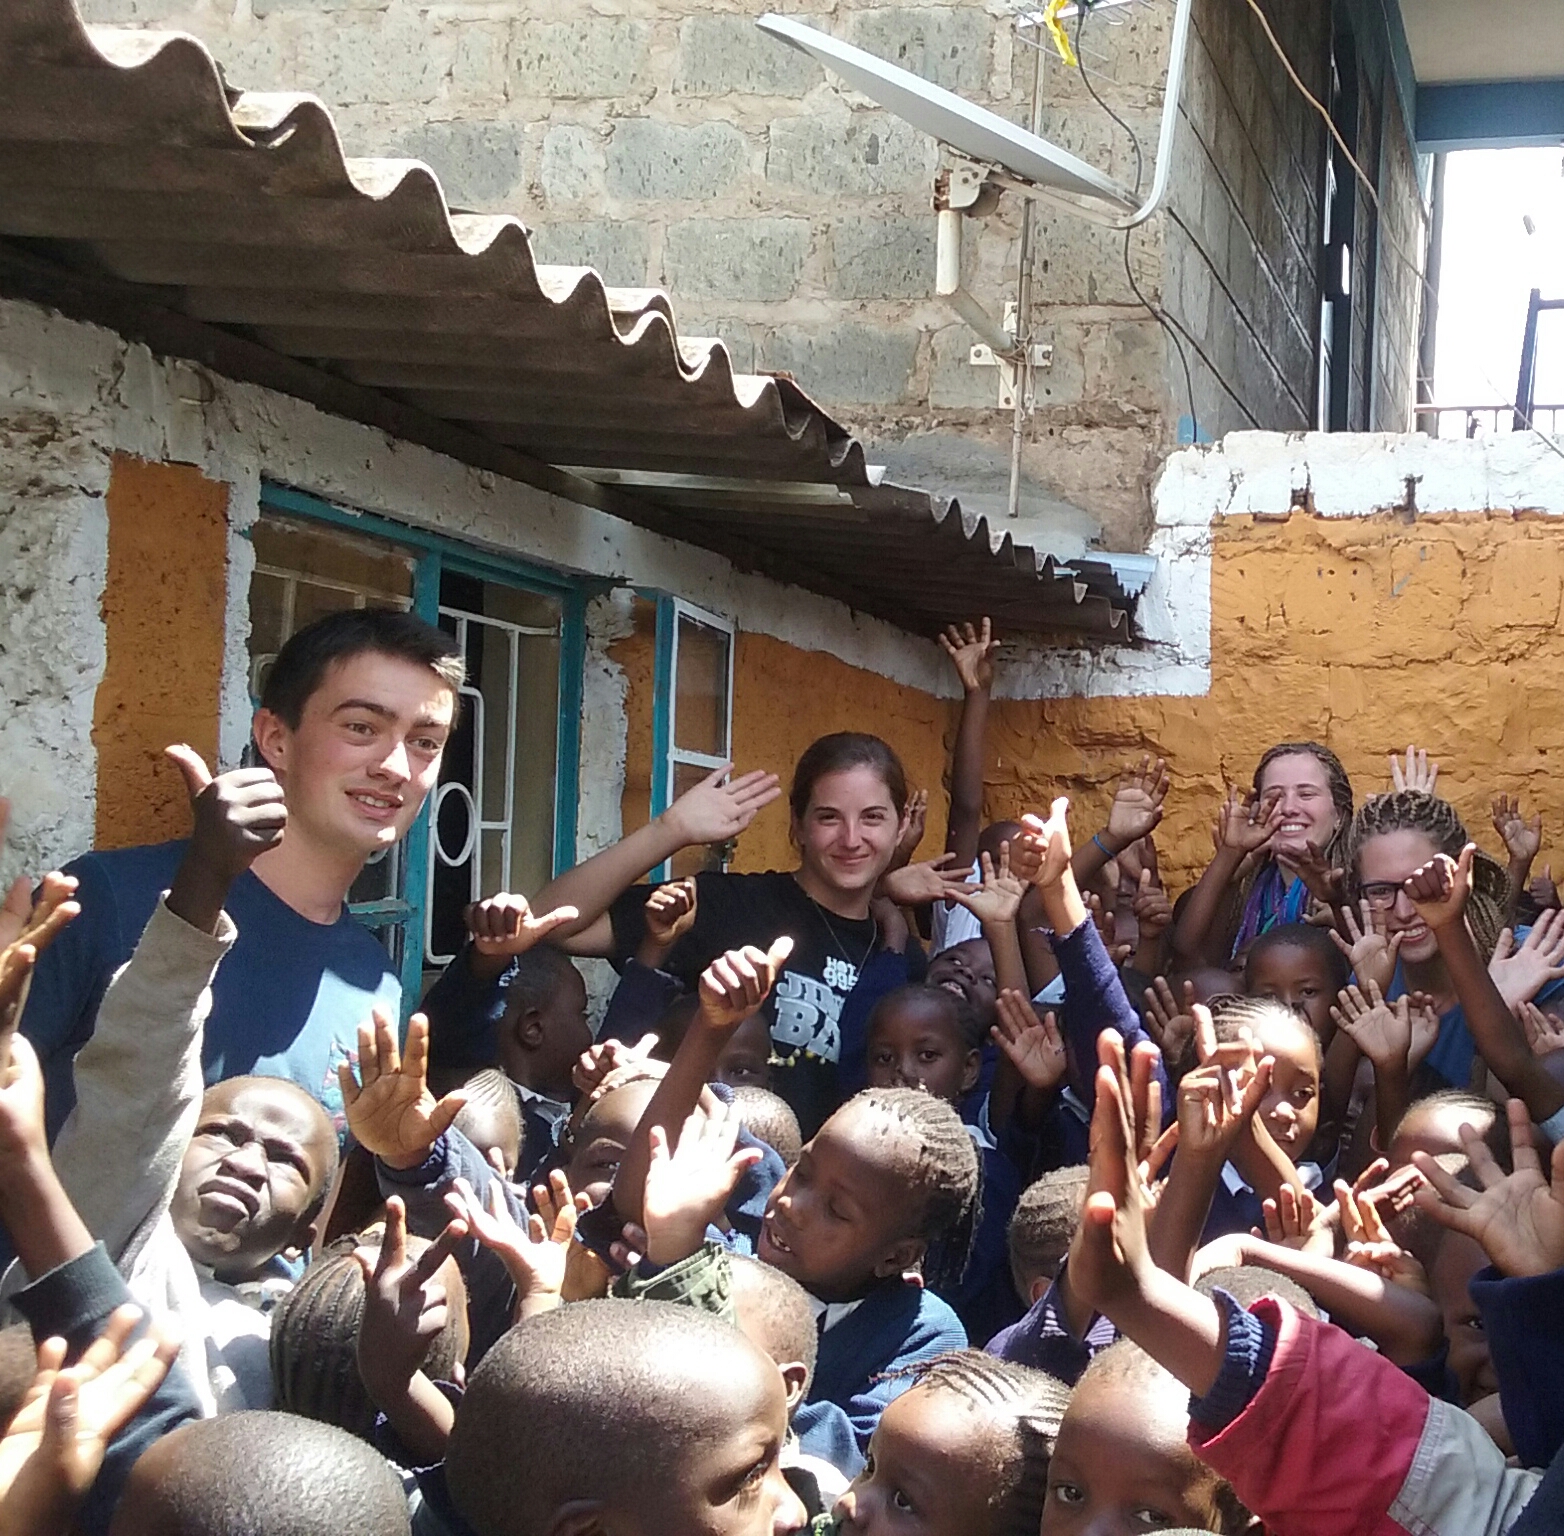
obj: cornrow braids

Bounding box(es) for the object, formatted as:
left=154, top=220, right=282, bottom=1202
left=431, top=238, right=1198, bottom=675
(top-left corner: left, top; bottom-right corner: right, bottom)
left=1347, top=791, right=1510, bottom=958
left=853, top=1087, right=982, bottom=1294
left=898, top=1350, right=1070, bottom=1536
left=268, top=1249, right=377, bottom=1440
left=1007, top=1166, right=1088, bottom=1296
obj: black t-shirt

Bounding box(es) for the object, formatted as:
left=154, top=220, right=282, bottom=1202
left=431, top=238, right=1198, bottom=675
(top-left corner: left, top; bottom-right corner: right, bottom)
left=608, top=870, right=879, bottom=1135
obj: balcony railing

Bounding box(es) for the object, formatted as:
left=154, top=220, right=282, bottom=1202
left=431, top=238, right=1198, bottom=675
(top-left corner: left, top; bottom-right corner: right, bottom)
left=1416, top=403, right=1564, bottom=439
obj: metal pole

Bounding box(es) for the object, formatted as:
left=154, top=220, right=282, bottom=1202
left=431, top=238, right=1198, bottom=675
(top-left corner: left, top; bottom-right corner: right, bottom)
left=1516, top=288, right=1543, bottom=434
left=1007, top=39, right=1046, bottom=521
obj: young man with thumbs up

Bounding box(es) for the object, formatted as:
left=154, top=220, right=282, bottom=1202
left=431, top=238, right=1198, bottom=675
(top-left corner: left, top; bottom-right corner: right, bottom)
left=20, top=608, right=465, bottom=1143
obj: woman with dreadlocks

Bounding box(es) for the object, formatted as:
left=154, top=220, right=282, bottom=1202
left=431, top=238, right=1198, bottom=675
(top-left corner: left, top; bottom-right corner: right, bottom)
left=1172, top=742, right=1355, bottom=969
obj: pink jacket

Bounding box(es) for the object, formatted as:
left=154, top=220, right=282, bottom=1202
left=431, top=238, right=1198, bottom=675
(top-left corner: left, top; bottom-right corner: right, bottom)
left=1191, top=1297, right=1542, bottom=1536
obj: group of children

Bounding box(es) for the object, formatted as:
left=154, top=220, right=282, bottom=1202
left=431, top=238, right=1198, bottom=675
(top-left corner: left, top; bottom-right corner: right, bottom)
left=0, top=607, right=1563, bottom=1534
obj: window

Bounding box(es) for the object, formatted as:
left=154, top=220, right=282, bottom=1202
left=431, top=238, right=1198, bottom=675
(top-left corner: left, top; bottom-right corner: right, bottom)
left=656, top=598, right=735, bottom=881
left=245, top=490, right=585, bottom=1005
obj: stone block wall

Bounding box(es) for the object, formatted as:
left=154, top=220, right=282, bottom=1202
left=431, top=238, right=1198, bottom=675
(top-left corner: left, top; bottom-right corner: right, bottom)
left=73, top=0, right=1425, bottom=556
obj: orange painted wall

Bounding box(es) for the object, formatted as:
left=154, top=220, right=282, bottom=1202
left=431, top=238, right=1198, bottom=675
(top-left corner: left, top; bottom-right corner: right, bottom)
left=987, top=509, right=1564, bottom=896
left=93, top=455, right=229, bottom=848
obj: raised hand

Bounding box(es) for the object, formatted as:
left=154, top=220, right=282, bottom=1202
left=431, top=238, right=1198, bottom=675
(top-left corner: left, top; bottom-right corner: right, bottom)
left=661, top=764, right=781, bottom=848
left=938, top=617, right=996, bottom=694
left=1489, top=907, right=1564, bottom=1010
left=878, top=853, right=979, bottom=908
left=642, top=1102, right=763, bottom=1266
left=0, top=1304, right=180, bottom=1527
left=1414, top=1099, right=1564, bottom=1278
left=1281, top=839, right=1346, bottom=907
left=445, top=1170, right=581, bottom=1315
left=1330, top=899, right=1403, bottom=998
left=574, top=1032, right=659, bottom=1102
left=991, top=990, right=1066, bottom=1091
left=1132, top=868, right=1174, bottom=946
left=1259, top=1184, right=1335, bottom=1258
left=1390, top=746, right=1439, bottom=796
left=1105, top=757, right=1169, bottom=850
left=1337, top=1178, right=1430, bottom=1295
left=1402, top=846, right=1472, bottom=932
left=951, top=845, right=1026, bottom=929
left=1519, top=1001, right=1564, bottom=1058
left=0, top=873, right=79, bottom=1057
left=1019, top=797, right=1073, bottom=889
left=354, top=1197, right=467, bottom=1396
left=338, top=1011, right=467, bottom=1170
left=1492, top=794, right=1542, bottom=868
left=1217, top=788, right=1281, bottom=857
left=465, top=892, right=581, bottom=961
left=696, top=937, right=794, bottom=1031
left=1142, top=976, right=1197, bottom=1070
left=165, top=744, right=287, bottom=882
left=1330, top=980, right=1414, bottom=1071
left=893, top=789, right=929, bottom=867
left=1176, top=1051, right=1272, bottom=1162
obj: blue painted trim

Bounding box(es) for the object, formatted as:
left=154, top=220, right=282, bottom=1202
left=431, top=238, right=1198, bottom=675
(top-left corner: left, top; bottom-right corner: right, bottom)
left=1417, top=78, right=1564, bottom=152
left=647, top=594, right=677, bottom=885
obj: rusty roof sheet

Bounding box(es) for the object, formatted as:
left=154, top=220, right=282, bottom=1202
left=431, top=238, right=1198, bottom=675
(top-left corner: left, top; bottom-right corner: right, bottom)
left=0, top=0, right=1138, bottom=640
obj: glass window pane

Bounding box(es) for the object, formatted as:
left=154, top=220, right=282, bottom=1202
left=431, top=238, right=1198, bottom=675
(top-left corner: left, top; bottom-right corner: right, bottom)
left=674, top=614, right=730, bottom=759
left=669, top=759, right=730, bottom=879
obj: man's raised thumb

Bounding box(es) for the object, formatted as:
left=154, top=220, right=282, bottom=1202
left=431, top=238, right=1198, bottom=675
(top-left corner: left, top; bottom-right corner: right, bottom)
left=164, top=743, right=213, bottom=798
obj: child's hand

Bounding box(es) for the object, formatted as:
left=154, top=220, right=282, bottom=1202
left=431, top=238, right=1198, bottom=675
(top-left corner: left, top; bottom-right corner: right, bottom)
left=991, top=991, right=1066, bottom=1091
left=877, top=854, right=978, bottom=908
left=938, top=617, right=996, bottom=694
left=1530, top=863, right=1559, bottom=911
left=1330, top=980, right=1414, bottom=1072
left=1414, top=1099, right=1564, bottom=1279
left=1402, top=845, right=1472, bottom=932
left=338, top=1011, right=467, bottom=1171
left=1492, top=793, right=1542, bottom=868
left=1068, top=1030, right=1164, bottom=1317
left=1131, top=868, right=1173, bottom=942
left=354, top=1197, right=466, bottom=1399
left=659, top=764, right=781, bottom=848
left=1337, top=1179, right=1430, bottom=1295
left=1176, top=1050, right=1272, bottom=1163
left=573, top=1033, right=660, bottom=1101
left=166, top=744, right=287, bottom=884
left=465, top=892, right=581, bottom=961
left=0, top=1303, right=180, bottom=1525
left=1329, top=899, right=1403, bottom=999
left=0, top=1033, right=52, bottom=1179
left=642, top=1102, right=763, bottom=1267
left=951, top=845, right=1025, bottom=929
left=445, top=1170, right=580, bottom=1318
left=1280, top=839, right=1346, bottom=907
left=1105, top=757, right=1169, bottom=850
left=893, top=789, right=929, bottom=867
left=695, top=938, right=794, bottom=1032
left=1019, top=797, right=1072, bottom=889
left=1519, top=1000, right=1564, bottom=1057
left=1142, top=976, right=1196, bottom=1069
left=1489, top=908, right=1564, bottom=1010
left=1259, top=1184, right=1336, bottom=1257
left=1390, top=745, right=1440, bottom=795
left=643, top=879, right=698, bottom=949
left=0, top=873, right=79, bottom=1059
left=1217, top=787, right=1281, bottom=857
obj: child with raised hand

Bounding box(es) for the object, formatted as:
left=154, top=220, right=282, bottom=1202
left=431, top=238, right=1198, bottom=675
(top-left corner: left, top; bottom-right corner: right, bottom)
left=829, top=1350, right=1069, bottom=1536
left=1330, top=980, right=1441, bottom=1159
left=6, top=746, right=342, bottom=1417
left=1066, top=1027, right=1549, bottom=1536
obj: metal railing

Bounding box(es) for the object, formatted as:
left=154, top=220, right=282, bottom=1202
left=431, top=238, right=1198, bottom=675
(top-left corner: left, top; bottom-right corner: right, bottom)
left=1416, top=403, right=1564, bottom=439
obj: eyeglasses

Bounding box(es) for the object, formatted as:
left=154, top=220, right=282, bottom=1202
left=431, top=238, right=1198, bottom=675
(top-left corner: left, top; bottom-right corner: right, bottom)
left=1359, top=881, right=1407, bottom=909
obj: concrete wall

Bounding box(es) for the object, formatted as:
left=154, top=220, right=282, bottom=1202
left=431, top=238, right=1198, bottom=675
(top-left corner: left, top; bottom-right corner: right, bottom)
left=982, top=430, right=1564, bottom=895
left=73, top=0, right=1420, bottom=559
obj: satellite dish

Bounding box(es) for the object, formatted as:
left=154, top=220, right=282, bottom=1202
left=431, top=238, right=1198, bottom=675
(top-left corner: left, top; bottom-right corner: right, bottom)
left=757, top=12, right=1136, bottom=212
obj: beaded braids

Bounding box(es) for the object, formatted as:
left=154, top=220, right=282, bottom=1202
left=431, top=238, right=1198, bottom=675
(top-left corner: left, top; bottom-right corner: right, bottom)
left=897, top=1350, right=1070, bottom=1536
left=854, top=1086, right=982, bottom=1294
left=1346, top=790, right=1509, bottom=959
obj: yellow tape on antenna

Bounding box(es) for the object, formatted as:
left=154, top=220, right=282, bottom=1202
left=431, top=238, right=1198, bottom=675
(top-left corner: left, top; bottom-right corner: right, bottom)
left=1043, top=0, right=1079, bottom=66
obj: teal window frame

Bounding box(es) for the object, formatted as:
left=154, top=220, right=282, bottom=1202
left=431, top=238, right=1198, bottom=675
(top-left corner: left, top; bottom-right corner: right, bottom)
left=252, top=483, right=591, bottom=1009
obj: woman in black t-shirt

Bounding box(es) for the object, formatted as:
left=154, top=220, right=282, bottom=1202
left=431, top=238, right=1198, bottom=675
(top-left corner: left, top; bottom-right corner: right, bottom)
left=535, top=733, right=967, bottom=1132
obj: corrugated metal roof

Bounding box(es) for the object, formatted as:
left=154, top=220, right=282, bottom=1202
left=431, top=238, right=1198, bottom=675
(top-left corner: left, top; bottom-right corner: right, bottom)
left=0, top=0, right=1138, bottom=640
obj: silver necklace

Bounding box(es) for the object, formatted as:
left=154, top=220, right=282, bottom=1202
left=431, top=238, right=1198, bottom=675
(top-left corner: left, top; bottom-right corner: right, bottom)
left=806, top=895, right=879, bottom=976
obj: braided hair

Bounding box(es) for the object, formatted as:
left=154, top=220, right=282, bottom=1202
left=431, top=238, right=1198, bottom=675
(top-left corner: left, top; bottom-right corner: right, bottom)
left=1007, top=1166, right=1088, bottom=1296
left=896, top=1350, right=1070, bottom=1536
left=1252, top=741, right=1355, bottom=868
left=851, top=1087, right=982, bottom=1293
left=1346, top=790, right=1508, bottom=958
